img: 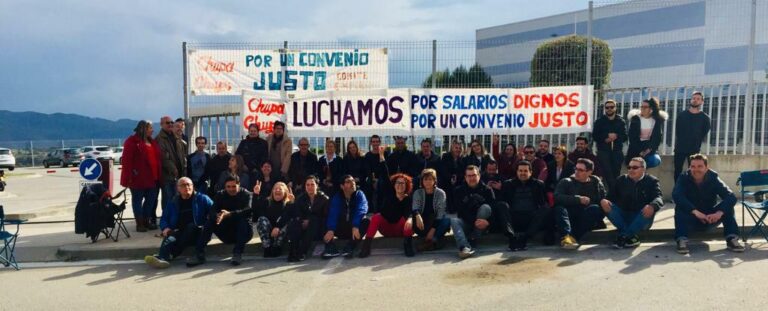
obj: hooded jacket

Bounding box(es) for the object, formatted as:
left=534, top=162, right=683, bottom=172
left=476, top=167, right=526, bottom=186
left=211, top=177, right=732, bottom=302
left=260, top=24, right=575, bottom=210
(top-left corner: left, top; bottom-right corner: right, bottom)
left=627, top=109, right=669, bottom=156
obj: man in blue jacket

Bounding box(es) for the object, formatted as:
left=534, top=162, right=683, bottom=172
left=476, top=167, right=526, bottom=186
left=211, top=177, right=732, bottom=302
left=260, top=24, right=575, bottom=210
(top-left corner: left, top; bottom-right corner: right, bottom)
left=322, top=175, right=370, bottom=259
left=672, top=154, right=744, bottom=254
left=145, top=177, right=213, bottom=269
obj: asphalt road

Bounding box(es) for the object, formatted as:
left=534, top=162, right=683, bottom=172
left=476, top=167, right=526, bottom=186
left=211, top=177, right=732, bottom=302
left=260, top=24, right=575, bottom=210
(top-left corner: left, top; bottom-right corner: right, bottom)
left=2, top=242, right=767, bottom=310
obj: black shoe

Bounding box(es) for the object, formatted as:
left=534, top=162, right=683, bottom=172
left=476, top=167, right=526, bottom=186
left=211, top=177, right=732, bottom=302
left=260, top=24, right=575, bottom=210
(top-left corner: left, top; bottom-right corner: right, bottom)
left=676, top=239, right=689, bottom=255
left=593, top=220, right=607, bottom=230
left=516, top=236, right=528, bottom=251
left=358, top=239, right=373, bottom=258
left=267, top=246, right=282, bottom=258
left=624, top=235, right=641, bottom=248
left=612, top=236, right=626, bottom=249
left=342, top=242, right=356, bottom=259
left=186, top=255, right=206, bottom=267
left=321, top=243, right=341, bottom=259
left=404, top=237, right=415, bottom=257
left=231, top=253, right=242, bottom=266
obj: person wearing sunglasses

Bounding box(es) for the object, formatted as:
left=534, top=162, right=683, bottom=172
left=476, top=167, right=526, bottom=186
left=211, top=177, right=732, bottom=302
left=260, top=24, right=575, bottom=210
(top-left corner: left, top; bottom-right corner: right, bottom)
left=522, top=145, right=548, bottom=181
left=156, top=115, right=189, bottom=230
left=592, top=99, right=627, bottom=192
left=599, top=157, right=662, bottom=249
left=626, top=97, right=668, bottom=166
left=554, top=158, right=606, bottom=250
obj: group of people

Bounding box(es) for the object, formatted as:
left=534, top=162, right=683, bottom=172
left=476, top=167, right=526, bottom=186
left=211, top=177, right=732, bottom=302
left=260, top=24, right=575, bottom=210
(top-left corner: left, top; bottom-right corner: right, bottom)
left=124, top=92, right=744, bottom=270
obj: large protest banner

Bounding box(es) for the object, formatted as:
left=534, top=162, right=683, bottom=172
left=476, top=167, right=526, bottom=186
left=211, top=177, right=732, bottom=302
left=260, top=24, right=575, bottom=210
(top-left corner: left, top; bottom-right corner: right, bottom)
left=190, top=48, right=389, bottom=96
left=243, top=85, right=593, bottom=137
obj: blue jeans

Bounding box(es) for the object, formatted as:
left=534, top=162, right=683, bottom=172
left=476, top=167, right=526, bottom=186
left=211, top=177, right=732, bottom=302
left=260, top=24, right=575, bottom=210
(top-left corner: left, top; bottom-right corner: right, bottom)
left=157, top=222, right=202, bottom=260
left=556, top=204, right=604, bottom=240
left=451, top=204, right=493, bottom=250
left=129, top=187, right=158, bottom=219
left=160, top=181, right=177, bottom=217
left=674, top=205, right=739, bottom=241
left=605, top=204, right=654, bottom=237
left=414, top=217, right=451, bottom=241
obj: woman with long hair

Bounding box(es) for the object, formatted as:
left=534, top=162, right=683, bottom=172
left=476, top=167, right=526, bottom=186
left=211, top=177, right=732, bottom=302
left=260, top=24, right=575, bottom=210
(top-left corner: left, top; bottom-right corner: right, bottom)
left=626, top=97, right=668, bottom=166
left=463, top=139, right=493, bottom=173
left=319, top=139, right=344, bottom=196
left=491, top=134, right=520, bottom=180
left=215, top=155, right=250, bottom=192
left=120, top=120, right=162, bottom=232
left=545, top=145, right=575, bottom=206
left=341, top=139, right=370, bottom=198
left=253, top=181, right=295, bottom=258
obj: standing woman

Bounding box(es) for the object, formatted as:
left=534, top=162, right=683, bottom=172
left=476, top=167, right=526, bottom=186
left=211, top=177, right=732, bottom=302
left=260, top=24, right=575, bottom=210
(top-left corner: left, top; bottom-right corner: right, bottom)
left=463, top=139, right=494, bottom=173
left=215, top=155, right=251, bottom=193
left=120, top=120, right=162, bottom=232
left=411, top=169, right=451, bottom=251
left=491, top=134, right=520, bottom=181
left=341, top=140, right=370, bottom=200
left=318, top=139, right=344, bottom=196
left=626, top=97, right=668, bottom=166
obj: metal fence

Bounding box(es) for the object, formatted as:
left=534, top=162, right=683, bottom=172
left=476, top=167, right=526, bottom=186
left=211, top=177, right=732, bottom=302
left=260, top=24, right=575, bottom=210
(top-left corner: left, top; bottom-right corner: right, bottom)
left=0, top=139, right=124, bottom=168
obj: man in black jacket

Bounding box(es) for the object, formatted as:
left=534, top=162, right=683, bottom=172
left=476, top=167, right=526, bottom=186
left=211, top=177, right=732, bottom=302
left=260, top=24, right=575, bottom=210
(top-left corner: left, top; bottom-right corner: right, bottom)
left=236, top=123, right=268, bottom=177
left=592, top=100, right=627, bottom=191
left=450, top=165, right=512, bottom=259
left=206, top=141, right=232, bottom=196
left=674, top=91, right=711, bottom=182
left=600, top=157, right=662, bottom=249
left=187, top=136, right=211, bottom=194
left=364, top=135, right=388, bottom=213
left=672, top=154, right=743, bottom=254
left=500, top=161, right=552, bottom=251
left=554, top=158, right=606, bottom=250
left=386, top=136, right=418, bottom=178
left=188, top=174, right=254, bottom=267
left=287, top=137, right=319, bottom=193
left=415, top=138, right=441, bottom=188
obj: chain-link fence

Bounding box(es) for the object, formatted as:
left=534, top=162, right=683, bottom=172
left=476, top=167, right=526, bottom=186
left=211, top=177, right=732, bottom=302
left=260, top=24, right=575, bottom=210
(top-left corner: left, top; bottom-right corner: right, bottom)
left=0, top=139, right=124, bottom=168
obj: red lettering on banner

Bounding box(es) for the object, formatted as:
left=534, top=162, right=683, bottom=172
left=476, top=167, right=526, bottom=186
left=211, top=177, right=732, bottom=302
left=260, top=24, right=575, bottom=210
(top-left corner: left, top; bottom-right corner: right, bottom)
left=513, top=92, right=581, bottom=109
left=247, top=98, right=285, bottom=116
left=528, top=111, right=589, bottom=128
left=242, top=115, right=276, bottom=134
left=196, top=55, right=234, bottom=74
left=193, top=76, right=232, bottom=93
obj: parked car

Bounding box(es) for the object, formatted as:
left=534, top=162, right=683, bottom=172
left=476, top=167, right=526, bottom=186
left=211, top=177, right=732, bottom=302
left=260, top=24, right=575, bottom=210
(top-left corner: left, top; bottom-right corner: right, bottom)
left=113, top=147, right=123, bottom=164
left=0, top=148, right=15, bottom=171
left=43, top=148, right=85, bottom=168
left=81, top=146, right=115, bottom=161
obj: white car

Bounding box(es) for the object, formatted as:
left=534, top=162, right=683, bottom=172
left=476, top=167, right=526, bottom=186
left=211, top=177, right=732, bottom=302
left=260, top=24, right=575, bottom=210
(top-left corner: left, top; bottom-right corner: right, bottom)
left=0, top=148, right=15, bottom=171
left=81, top=146, right=115, bottom=161
left=113, top=147, right=123, bottom=164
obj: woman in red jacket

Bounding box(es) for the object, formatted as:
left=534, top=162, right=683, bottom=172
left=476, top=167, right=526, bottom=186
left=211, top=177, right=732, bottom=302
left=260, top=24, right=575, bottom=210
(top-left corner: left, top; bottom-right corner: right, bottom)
left=120, top=120, right=162, bottom=232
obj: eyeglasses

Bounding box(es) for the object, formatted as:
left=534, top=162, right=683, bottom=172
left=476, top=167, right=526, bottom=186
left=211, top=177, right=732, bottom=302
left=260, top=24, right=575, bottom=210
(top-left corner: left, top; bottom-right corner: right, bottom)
left=395, top=181, right=406, bottom=185
left=604, top=106, right=616, bottom=110
left=164, top=121, right=174, bottom=125
left=628, top=166, right=642, bottom=170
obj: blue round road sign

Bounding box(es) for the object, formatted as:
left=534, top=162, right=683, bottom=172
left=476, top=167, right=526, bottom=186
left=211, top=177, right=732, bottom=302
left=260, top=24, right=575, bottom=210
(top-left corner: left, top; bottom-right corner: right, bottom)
left=79, top=159, right=102, bottom=181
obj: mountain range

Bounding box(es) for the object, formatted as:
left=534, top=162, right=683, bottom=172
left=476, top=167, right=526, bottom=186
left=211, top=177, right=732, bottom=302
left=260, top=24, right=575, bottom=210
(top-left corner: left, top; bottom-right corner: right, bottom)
left=0, top=110, right=139, bottom=141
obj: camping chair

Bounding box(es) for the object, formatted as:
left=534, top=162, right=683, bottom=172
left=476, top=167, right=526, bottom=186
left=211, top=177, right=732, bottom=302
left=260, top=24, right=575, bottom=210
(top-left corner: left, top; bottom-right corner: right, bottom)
left=0, top=205, right=24, bottom=270
left=737, top=170, right=768, bottom=242
left=106, top=189, right=130, bottom=242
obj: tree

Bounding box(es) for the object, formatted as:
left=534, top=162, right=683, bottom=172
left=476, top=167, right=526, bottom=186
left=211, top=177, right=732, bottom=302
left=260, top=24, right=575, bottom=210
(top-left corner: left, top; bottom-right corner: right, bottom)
left=422, top=63, right=493, bottom=88
left=529, top=35, right=612, bottom=90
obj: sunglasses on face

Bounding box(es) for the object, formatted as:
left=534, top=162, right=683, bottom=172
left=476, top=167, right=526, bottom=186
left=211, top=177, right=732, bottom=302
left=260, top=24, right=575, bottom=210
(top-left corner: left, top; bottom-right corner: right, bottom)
left=164, top=121, right=174, bottom=125
left=604, top=106, right=616, bottom=110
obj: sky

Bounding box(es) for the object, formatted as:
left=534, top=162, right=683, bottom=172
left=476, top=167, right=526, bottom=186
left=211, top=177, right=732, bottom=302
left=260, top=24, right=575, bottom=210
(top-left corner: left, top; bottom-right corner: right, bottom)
left=0, top=0, right=587, bottom=121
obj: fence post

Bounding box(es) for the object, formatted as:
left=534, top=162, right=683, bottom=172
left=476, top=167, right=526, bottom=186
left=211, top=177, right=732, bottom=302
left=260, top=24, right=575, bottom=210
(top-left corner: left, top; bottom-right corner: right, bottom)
left=585, top=1, right=593, bottom=87
left=30, top=141, right=35, bottom=167
left=183, top=42, right=190, bottom=141
left=744, top=0, right=757, bottom=155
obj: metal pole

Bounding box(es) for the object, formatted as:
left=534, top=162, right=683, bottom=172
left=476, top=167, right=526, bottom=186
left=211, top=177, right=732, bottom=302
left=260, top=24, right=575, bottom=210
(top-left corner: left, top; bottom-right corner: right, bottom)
left=586, top=1, right=593, bottom=87
left=182, top=42, right=190, bottom=140
left=30, top=141, right=35, bottom=167
left=744, top=0, right=757, bottom=155
left=431, top=40, right=437, bottom=88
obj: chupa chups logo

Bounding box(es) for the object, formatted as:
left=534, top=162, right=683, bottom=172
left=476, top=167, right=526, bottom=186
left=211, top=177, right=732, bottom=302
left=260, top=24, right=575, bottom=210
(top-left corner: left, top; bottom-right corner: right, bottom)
left=196, top=55, right=234, bottom=74
left=193, top=76, right=232, bottom=93
left=247, top=97, right=284, bottom=116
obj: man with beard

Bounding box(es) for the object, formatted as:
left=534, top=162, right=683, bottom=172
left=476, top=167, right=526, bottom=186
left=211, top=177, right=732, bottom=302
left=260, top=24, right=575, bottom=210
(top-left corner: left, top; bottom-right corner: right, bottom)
left=592, top=100, right=627, bottom=191
left=535, top=139, right=554, bottom=164
left=568, top=136, right=601, bottom=178
left=674, top=91, right=711, bottom=182
left=386, top=136, right=419, bottom=178
left=206, top=142, right=232, bottom=196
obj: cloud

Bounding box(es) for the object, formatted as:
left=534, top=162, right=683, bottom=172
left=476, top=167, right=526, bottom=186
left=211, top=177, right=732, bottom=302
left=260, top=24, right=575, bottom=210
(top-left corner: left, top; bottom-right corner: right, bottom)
left=0, top=0, right=585, bottom=120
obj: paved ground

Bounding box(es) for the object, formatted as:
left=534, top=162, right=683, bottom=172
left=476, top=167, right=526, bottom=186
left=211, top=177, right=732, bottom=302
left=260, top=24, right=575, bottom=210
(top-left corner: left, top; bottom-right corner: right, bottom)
left=2, top=242, right=767, bottom=310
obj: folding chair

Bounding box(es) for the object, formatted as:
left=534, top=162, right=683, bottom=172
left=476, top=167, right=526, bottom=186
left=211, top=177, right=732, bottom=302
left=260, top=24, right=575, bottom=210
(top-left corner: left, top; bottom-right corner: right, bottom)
left=737, top=170, right=768, bottom=242
left=106, top=189, right=130, bottom=242
left=0, top=205, right=23, bottom=270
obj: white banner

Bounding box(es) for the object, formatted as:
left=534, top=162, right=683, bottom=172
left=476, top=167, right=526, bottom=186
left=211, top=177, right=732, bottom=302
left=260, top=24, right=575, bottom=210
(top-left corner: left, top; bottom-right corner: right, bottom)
left=190, top=48, right=389, bottom=96
left=241, top=85, right=593, bottom=137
